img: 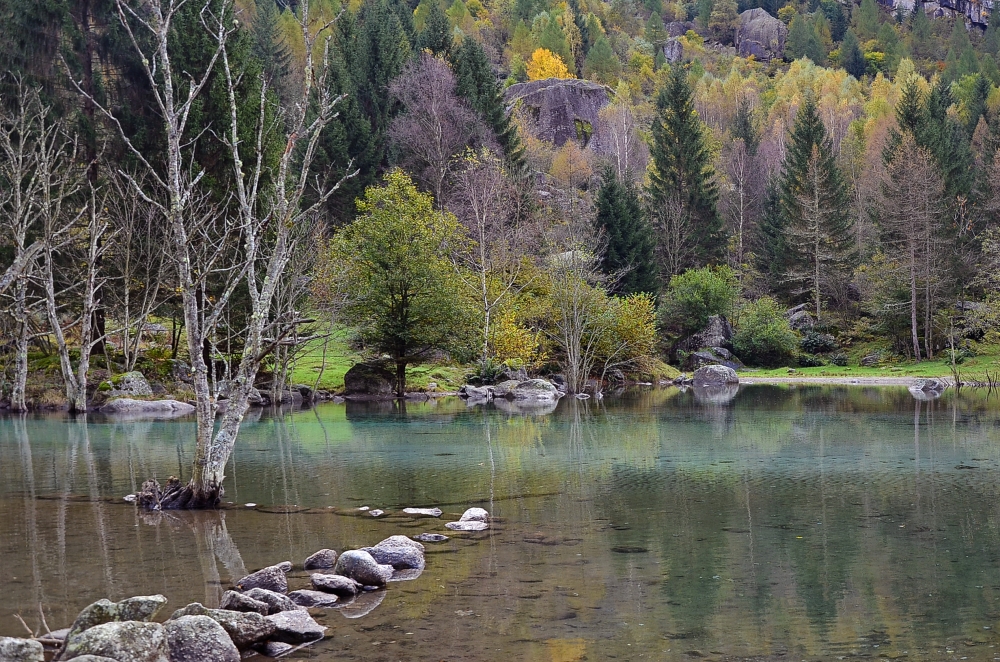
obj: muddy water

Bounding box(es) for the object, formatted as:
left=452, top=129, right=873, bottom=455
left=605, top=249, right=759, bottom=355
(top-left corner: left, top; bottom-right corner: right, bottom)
left=3, top=386, right=1000, bottom=661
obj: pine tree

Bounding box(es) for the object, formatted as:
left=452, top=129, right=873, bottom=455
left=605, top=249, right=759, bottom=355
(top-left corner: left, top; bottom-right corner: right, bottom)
left=418, top=0, right=453, bottom=56
left=840, top=29, right=866, bottom=78
left=966, top=74, right=991, bottom=138
left=909, top=4, right=933, bottom=60
left=778, top=95, right=856, bottom=319
left=852, top=0, right=879, bottom=41
left=731, top=97, right=759, bottom=155
left=252, top=0, right=292, bottom=87
left=583, top=35, right=620, bottom=81
left=648, top=65, right=726, bottom=273
left=756, top=179, right=789, bottom=292
left=924, top=82, right=974, bottom=200
left=595, top=168, right=658, bottom=295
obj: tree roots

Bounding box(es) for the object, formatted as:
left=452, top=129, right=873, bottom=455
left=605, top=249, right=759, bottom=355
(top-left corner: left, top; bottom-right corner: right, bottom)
left=138, top=476, right=222, bottom=510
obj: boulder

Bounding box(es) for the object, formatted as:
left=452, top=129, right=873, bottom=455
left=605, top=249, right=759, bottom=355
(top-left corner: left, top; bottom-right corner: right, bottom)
left=108, top=371, right=153, bottom=397
left=303, top=549, right=338, bottom=570
left=787, top=310, right=815, bottom=331
left=362, top=535, right=426, bottom=570
left=260, top=642, right=295, bottom=657
left=459, top=507, right=489, bottom=522
left=445, top=521, right=489, bottom=531
left=491, top=380, right=521, bottom=398
left=692, top=364, right=739, bottom=387
left=62, top=622, right=169, bottom=662
left=458, top=385, right=491, bottom=401
left=219, top=591, right=269, bottom=616
left=168, top=604, right=275, bottom=650
left=503, top=78, right=611, bottom=149
left=332, top=550, right=394, bottom=587
left=310, top=574, right=362, bottom=597
left=412, top=533, right=449, bottom=543
left=164, top=616, right=239, bottom=662
left=402, top=507, right=442, bottom=517
left=911, top=378, right=946, bottom=392
left=860, top=353, right=882, bottom=367
left=445, top=507, right=490, bottom=531
left=685, top=347, right=745, bottom=371
left=234, top=564, right=289, bottom=593
left=242, top=588, right=303, bottom=615
left=663, top=37, right=684, bottom=63
left=264, top=611, right=326, bottom=644
left=736, top=8, right=787, bottom=61
left=63, top=596, right=168, bottom=644
left=496, top=379, right=560, bottom=402
left=675, top=315, right=734, bottom=355
left=343, top=362, right=395, bottom=397
left=98, top=399, right=195, bottom=416
left=288, top=590, right=340, bottom=608
left=665, top=20, right=698, bottom=36
left=0, top=638, right=43, bottom=662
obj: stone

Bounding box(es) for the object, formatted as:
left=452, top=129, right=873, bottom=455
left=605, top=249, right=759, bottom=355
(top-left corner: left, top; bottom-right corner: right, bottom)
left=343, top=362, right=395, bottom=397
left=685, top=348, right=745, bottom=371
left=108, top=371, right=153, bottom=397
left=736, top=8, right=787, bottom=61
left=664, top=20, right=697, bottom=36
left=362, top=535, right=425, bottom=570
left=303, top=549, right=337, bottom=570
left=168, top=604, right=275, bottom=650
left=860, top=353, right=882, bottom=367
left=242, top=588, right=304, bottom=615
left=0, top=637, right=43, bottom=662
left=332, top=550, right=394, bottom=587
left=63, top=596, right=168, bottom=644
left=459, top=507, right=489, bottom=523
left=402, top=507, right=442, bottom=517
left=261, top=641, right=295, bottom=657
left=494, top=379, right=560, bottom=402
left=388, top=568, right=424, bottom=582
left=275, top=562, right=292, bottom=573
left=219, top=591, right=269, bottom=616
left=264, top=611, right=326, bottom=644
left=62, top=622, right=169, bottom=662
left=412, top=533, right=449, bottom=543
left=503, top=78, right=611, bottom=150
left=787, top=309, right=815, bottom=331
left=310, top=574, right=362, bottom=597
left=663, top=37, right=684, bottom=63
left=164, top=615, right=239, bottom=662
left=692, top=365, right=739, bottom=387
left=675, top=315, right=734, bottom=355
left=98, top=399, right=195, bottom=416
left=235, top=564, right=288, bottom=594
left=288, top=590, right=340, bottom=608
left=458, top=385, right=491, bottom=400
left=445, top=521, right=489, bottom=531
left=911, top=378, right=946, bottom=392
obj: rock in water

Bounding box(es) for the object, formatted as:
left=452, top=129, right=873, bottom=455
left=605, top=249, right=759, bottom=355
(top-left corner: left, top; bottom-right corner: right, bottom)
left=692, top=365, right=739, bottom=387
left=63, top=595, right=168, bottom=644
left=164, top=616, right=239, bottom=662
left=911, top=378, right=946, bottom=392
left=338, top=590, right=386, bottom=619
left=265, top=611, right=326, bottom=644
left=412, top=533, right=448, bottom=542
left=303, top=549, right=338, bottom=570
left=332, top=550, right=394, bottom=587
left=219, top=591, right=269, bottom=616
left=343, top=362, right=395, bottom=397
left=445, top=507, right=490, bottom=531
left=288, top=590, right=340, bottom=608
left=0, top=637, right=43, bottom=662
left=242, top=588, right=304, bottom=615
left=62, top=622, right=169, bottom=662
left=235, top=564, right=288, bottom=593
left=445, top=521, right=489, bottom=531
left=168, top=604, right=275, bottom=649
left=458, top=385, right=491, bottom=401
left=458, top=507, right=489, bottom=522
left=261, top=641, right=295, bottom=657
left=98, top=399, right=195, bottom=416
left=402, top=507, right=442, bottom=517
left=310, top=574, right=363, bottom=597
left=362, top=535, right=425, bottom=570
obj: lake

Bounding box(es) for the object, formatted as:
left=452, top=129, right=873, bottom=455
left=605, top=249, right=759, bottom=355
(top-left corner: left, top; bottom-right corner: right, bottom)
left=2, top=385, right=1000, bottom=661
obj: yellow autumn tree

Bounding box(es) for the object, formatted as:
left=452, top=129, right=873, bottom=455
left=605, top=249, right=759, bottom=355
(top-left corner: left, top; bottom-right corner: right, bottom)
left=526, top=48, right=574, bottom=80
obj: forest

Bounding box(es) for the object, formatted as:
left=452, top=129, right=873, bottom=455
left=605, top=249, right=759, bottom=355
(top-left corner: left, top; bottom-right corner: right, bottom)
left=2, top=0, right=1000, bottom=426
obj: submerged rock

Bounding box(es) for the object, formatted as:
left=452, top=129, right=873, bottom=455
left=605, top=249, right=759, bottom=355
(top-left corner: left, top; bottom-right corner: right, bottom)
left=235, top=564, right=289, bottom=594
left=164, top=615, right=239, bottom=662
left=288, top=590, right=340, bottom=608
left=260, top=641, right=295, bottom=657
left=0, top=637, right=43, bottom=662
left=264, top=611, right=326, bottom=644
left=242, top=588, right=304, bottom=615
left=98, top=399, right=194, bottom=416
left=332, top=550, right=394, bottom=587
left=303, top=549, right=338, bottom=570
left=168, top=604, right=275, bottom=650
left=219, top=591, right=269, bottom=616
left=310, top=574, right=362, bottom=597
left=362, top=535, right=425, bottom=570
left=402, top=507, right=442, bottom=517
left=338, top=590, right=386, bottom=619
left=412, top=533, right=449, bottom=543
left=445, top=507, right=490, bottom=531
left=62, top=621, right=169, bottom=662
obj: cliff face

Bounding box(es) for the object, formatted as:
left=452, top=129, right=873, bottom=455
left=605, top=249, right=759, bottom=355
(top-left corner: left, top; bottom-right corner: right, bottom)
left=736, top=8, right=788, bottom=61
left=890, top=0, right=993, bottom=26
left=504, top=78, right=612, bottom=150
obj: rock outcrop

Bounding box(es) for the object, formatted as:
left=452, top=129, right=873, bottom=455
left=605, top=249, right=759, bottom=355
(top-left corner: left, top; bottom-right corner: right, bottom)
left=736, top=8, right=787, bottom=61
left=343, top=362, right=396, bottom=397
left=504, top=78, right=611, bottom=150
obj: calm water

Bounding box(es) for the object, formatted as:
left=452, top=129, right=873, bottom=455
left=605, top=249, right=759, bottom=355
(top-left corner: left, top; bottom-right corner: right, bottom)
left=3, top=386, right=1000, bottom=661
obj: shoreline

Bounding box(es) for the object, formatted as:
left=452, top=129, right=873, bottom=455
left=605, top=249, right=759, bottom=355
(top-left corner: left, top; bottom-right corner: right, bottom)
left=738, top=375, right=948, bottom=386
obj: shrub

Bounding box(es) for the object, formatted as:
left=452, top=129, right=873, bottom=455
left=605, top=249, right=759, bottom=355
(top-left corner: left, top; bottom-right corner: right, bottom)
left=797, top=353, right=825, bottom=367
left=800, top=331, right=837, bottom=354
left=660, top=265, right=738, bottom=336
left=733, top=297, right=798, bottom=367
left=829, top=352, right=848, bottom=366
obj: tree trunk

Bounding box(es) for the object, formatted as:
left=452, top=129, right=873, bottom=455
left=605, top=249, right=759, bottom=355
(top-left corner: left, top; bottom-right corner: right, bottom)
left=395, top=360, right=407, bottom=398
left=910, top=243, right=921, bottom=362
left=11, top=277, right=29, bottom=412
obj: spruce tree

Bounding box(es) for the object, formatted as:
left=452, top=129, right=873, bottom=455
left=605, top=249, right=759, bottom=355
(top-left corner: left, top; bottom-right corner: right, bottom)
left=756, top=179, right=789, bottom=292
left=731, top=98, right=759, bottom=155
left=840, top=29, right=866, bottom=78
left=584, top=36, right=620, bottom=81
left=851, top=0, right=879, bottom=41
left=777, top=95, right=856, bottom=319
left=595, top=168, right=658, bottom=295
left=418, top=0, right=453, bottom=56
left=252, top=0, right=292, bottom=87
left=648, top=65, right=726, bottom=273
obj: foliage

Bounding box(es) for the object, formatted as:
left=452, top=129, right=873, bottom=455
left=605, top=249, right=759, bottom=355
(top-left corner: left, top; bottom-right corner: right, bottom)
left=661, top=265, right=739, bottom=336
left=594, top=168, right=658, bottom=295
left=527, top=47, right=574, bottom=80
left=800, top=331, right=838, bottom=354
left=733, top=297, right=798, bottom=367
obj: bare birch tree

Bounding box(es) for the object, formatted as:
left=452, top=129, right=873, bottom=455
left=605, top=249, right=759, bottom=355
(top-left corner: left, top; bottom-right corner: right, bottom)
left=597, top=88, right=648, bottom=184
left=651, top=194, right=695, bottom=281
left=721, top=137, right=763, bottom=275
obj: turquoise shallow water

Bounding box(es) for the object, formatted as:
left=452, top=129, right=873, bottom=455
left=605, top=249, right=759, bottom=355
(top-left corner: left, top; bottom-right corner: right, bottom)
left=2, top=385, right=1000, bottom=661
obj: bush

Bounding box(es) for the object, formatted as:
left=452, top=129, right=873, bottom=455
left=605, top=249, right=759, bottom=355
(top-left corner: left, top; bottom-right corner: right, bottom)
left=797, top=353, right=826, bottom=367
left=800, top=331, right=837, bottom=354
left=733, top=297, right=798, bottom=367
left=660, top=266, right=738, bottom=336
left=829, top=352, right=848, bottom=366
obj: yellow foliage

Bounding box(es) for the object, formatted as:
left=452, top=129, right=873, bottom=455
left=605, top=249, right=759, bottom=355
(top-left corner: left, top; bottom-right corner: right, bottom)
left=527, top=48, right=575, bottom=80
left=491, top=311, right=547, bottom=368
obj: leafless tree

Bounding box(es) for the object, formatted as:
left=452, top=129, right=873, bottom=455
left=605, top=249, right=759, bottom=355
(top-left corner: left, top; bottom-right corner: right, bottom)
left=597, top=92, right=648, bottom=184
left=651, top=194, right=695, bottom=282
left=389, top=53, right=486, bottom=204
left=721, top=137, right=764, bottom=277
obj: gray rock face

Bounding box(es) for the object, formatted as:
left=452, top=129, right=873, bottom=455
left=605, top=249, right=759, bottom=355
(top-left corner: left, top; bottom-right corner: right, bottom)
left=303, top=549, right=338, bottom=570
left=736, top=8, right=787, bottom=61
left=164, top=616, right=239, bottom=662
left=663, top=37, right=684, bottom=63
left=665, top=20, right=697, bottom=36
left=235, top=564, right=288, bottom=593
left=676, top=315, right=734, bottom=355
left=412, top=533, right=449, bottom=543
left=63, top=596, right=168, bottom=644
left=0, top=637, right=43, bottom=662
left=219, top=591, right=269, bottom=616
left=504, top=78, right=611, bottom=150
left=787, top=309, right=815, bottom=330
left=288, top=590, right=340, bottom=608
left=686, top=347, right=745, bottom=371
left=168, top=604, right=275, bottom=650
left=264, top=611, right=326, bottom=644
left=693, top=364, right=739, bottom=387
left=310, top=573, right=363, bottom=597
left=107, top=371, right=153, bottom=397
left=343, top=362, right=395, bottom=397
left=62, top=622, right=169, bottom=662
left=242, top=588, right=303, bottom=615
left=332, top=550, right=394, bottom=587
left=98, top=399, right=195, bottom=416
left=362, top=535, right=426, bottom=570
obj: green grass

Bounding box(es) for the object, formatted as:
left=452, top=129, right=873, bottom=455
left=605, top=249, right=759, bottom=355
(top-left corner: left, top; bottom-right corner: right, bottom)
left=745, top=344, right=1000, bottom=380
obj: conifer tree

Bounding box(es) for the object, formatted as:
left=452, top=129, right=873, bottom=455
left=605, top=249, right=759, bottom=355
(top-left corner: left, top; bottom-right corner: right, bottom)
left=731, top=98, right=759, bottom=155
left=595, top=168, right=658, bottom=295
left=840, top=29, right=866, bottom=78
left=252, top=0, right=292, bottom=87
left=648, top=65, right=725, bottom=274
left=778, top=96, right=856, bottom=319
left=584, top=36, right=620, bottom=81
left=419, top=0, right=453, bottom=56
left=756, top=179, right=789, bottom=292
left=851, top=0, right=879, bottom=41
left=539, top=16, right=575, bottom=71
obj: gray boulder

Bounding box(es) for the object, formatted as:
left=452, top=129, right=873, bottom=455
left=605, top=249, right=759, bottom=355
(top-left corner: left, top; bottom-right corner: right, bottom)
left=362, top=535, right=426, bottom=570
left=787, top=310, right=815, bottom=331
left=663, top=37, right=684, bottom=63
left=343, top=362, right=395, bottom=397
left=164, top=616, right=239, bottom=662
left=676, top=315, right=734, bottom=355
left=459, top=507, right=489, bottom=522
left=98, top=399, right=195, bottom=416
left=62, top=622, right=169, bottom=662
left=107, top=371, right=153, bottom=397
left=332, top=550, right=394, bottom=587
left=235, top=564, right=288, bottom=593
left=458, top=384, right=491, bottom=400
left=303, top=549, right=338, bottom=570
left=412, top=533, right=449, bottom=542
left=495, top=379, right=560, bottom=402
left=665, top=20, right=697, bottom=36
left=911, top=378, right=946, bottom=392
left=736, top=8, right=787, bottom=61
left=491, top=380, right=521, bottom=398
left=63, top=595, right=168, bottom=644
left=504, top=78, right=610, bottom=149
left=402, top=507, right=442, bottom=517
left=260, top=642, right=295, bottom=657
left=310, top=573, right=362, bottom=597
left=168, top=604, right=275, bottom=650
left=0, top=638, right=43, bottom=662
left=264, top=611, right=326, bottom=644
left=686, top=347, right=745, bottom=371
left=219, top=591, right=269, bottom=616
left=693, top=364, right=739, bottom=387
left=288, top=590, right=340, bottom=608
left=445, top=507, right=490, bottom=531
left=242, top=588, right=303, bottom=615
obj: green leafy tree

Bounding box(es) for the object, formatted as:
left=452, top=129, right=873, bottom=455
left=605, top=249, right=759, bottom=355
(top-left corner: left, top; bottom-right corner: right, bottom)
left=324, top=171, right=472, bottom=396
left=778, top=96, right=856, bottom=320
left=648, top=65, right=726, bottom=274
left=733, top=297, right=798, bottom=367
left=538, top=15, right=575, bottom=71
left=840, top=29, right=867, bottom=78
left=584, top=35, right=620, bottom=81
left=595, top=168, right=658, bottom=295
left=661, top=265, right=738, bottom=336
left=418, top=0, right=453, bottom=56
left=708, top=0, right=740, bottom=44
